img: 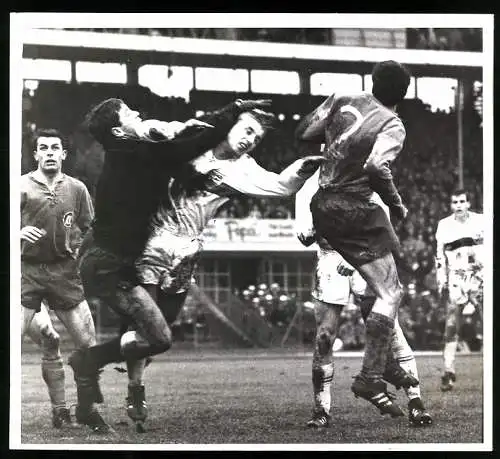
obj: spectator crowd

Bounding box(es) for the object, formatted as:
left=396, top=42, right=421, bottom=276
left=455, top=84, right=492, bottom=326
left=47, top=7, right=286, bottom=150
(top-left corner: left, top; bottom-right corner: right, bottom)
left=21, top=80, right=483, bottom=351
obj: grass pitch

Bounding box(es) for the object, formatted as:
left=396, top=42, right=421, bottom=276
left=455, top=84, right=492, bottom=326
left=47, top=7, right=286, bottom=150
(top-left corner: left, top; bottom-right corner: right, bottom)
left=18, top=349, right=483, bottom=446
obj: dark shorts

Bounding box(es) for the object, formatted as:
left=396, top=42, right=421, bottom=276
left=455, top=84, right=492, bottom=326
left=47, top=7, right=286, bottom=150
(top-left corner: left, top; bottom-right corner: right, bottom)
left=311, top=189, right=400, bottom=267
left=22, top=258, right=85, bottom=312
left=78, top=241, right=141, bottom=308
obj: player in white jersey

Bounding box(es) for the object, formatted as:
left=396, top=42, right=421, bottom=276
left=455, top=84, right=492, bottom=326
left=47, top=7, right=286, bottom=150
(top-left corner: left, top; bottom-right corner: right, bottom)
left=435, top=189, right=483, bottom=391
left=296, top=170, right=432, bottom=427
left=121, top=109, right=324, bottom=430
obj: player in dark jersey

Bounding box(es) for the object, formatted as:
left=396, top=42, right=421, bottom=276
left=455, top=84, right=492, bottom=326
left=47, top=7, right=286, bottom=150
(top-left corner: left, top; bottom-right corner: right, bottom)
left=297, top=172, right=431, bottom=428
left=295, top=61, right=411, bottom=417
left=121, top=109, right=323, bottom=431
left=70, top=97, right=271, bottom=429
left=20, top=129, right=101, bottom=430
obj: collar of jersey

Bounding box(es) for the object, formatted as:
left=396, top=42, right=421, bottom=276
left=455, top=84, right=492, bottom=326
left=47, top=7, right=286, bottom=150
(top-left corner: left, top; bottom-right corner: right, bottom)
left=29, top=170, right=66, bottom=187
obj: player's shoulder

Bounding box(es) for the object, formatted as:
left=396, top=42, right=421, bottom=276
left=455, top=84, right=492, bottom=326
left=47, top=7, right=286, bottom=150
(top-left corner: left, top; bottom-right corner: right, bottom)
left=333, top=91, right=374, bottom=106
left=63, top=175, right=89, bottom=192
left=20, top=172, right=33, bottom=182
left=437, top=214, right=454, bottom=227
left=20, top=172, right=36, bottom=189
left=469, top=211, right=484, bottom=223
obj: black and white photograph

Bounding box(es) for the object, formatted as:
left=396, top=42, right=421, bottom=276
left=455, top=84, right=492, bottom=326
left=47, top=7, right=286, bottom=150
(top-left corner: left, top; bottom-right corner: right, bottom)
left=9, top=13, right=493, bottom=451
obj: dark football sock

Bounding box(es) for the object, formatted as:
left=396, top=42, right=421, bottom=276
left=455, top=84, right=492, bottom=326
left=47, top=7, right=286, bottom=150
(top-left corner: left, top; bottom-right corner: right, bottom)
left=88, top=337, right=124, bottom=368
left=360, top=312, right=394, bottom=382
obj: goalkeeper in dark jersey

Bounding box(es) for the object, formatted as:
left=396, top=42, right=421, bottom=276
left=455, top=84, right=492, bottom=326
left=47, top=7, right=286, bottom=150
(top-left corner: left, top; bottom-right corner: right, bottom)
left=70, top=97, right=271, bottom=432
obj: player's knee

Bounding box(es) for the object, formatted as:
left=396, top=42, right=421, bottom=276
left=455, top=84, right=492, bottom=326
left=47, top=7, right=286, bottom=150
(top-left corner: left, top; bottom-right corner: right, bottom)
left=148, top=328, right=173, bottom=355
left=316, top=328, right=334, bottom=356
left=40, top=334, right=61, bottom=360
left=385, top=282, right=403, bottom=306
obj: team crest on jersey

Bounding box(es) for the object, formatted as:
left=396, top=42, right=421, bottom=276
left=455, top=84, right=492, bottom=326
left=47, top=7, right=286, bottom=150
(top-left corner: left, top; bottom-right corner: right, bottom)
left=62, top=211, right=74, bottom=228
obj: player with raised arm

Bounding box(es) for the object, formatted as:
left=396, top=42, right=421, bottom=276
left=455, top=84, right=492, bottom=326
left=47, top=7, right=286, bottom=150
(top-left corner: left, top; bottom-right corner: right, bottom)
left=295, top=60, right=411, bottom=417
left=70, top=97, right=272, bottom=430
left=296, top=170, right=432, bottom=427
left=435, top=189, right=483, bottom=391
left=121, top=109, right=324, bottom=431
left=21, top=128, right=99, bottom=430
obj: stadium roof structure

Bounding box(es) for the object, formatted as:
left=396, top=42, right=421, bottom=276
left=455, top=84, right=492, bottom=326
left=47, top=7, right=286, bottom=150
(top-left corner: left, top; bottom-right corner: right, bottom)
left=22, top=29, right=482, bottom=81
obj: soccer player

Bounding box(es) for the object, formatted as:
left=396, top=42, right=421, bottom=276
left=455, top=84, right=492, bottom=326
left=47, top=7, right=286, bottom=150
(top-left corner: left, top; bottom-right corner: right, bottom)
left=435, top=189, right=483, bottom=391
left=71, top=97, right=272, bottom=429
left=123, top=108, right=324, bottom=429
left=296, top=171, right=432, bottom=427
left=20, top=128, right=100, bottom=430
left=295, top=60, right=411, bottom=416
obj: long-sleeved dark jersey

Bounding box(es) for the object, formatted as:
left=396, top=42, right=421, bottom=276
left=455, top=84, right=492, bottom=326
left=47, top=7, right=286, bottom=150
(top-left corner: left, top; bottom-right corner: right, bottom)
left=91, top=102, right=241, bottom=258
left=296, top=92, right=406, bottom=209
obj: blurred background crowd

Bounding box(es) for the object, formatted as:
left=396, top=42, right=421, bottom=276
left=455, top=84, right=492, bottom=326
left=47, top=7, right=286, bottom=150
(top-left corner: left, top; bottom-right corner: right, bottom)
left=21, top=26, right=484, bottom=351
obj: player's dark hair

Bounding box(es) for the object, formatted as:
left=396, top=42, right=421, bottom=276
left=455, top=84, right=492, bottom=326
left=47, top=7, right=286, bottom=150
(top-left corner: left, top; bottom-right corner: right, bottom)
left=451, top=188, right=469, bottom=201
left=246, top=109, right=277, bottom=130
left=84, top=98, right=124, bottom=145
left=371, top=60, right=411, bottom=107
left=32, top=128, right=66, bottom=151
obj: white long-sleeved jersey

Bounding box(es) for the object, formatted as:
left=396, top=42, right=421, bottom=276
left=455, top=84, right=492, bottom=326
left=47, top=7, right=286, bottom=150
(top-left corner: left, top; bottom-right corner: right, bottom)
left=435, top=211, right=484, bottom=283
left=136, top=151, right=315, bottom=292
left=150, top=151, right=311, bottom=238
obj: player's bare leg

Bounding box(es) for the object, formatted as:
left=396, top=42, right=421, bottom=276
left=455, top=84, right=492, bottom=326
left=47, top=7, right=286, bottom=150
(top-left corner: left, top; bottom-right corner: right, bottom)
left=27, top=303, right=72, bottom=428
left=441, top=292, right=462, bottom=392
left=57, top=300, right=109, bottom=433
left=112, top=286, right=173, bottom=360
left=122, top=287, right=186, bottom=432
left=68, top=285, right=172, bottom=396
left=21, top=306, right=37, bottom=338
left=307, top=299, right=343, bottom=428
left=351, top=252, right=404, bottom=417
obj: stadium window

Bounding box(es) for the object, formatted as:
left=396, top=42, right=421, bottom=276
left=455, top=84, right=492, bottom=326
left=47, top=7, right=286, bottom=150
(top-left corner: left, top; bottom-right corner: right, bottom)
left=310, top=73, right=363, bottom=97
left=417, top=77, right=458, bottom=113
left=138, top=65, right=193, bottom=100
left=364, top=74, right=416, bottom=99
left=195, top=67, right=249, bottom=92
left=22, top=59, right=72, bottom=82
left=250, top=70, right=300, bottom=95
left=75, top=62, right=127, bottom=84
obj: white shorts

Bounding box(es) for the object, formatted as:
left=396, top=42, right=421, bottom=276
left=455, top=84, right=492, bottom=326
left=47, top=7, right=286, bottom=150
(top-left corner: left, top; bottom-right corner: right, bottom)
left=448, top=270, right=483, bottom=306
left=312, top=248, right=374, bottom=305
left=135, top=228, right=202, bottom=294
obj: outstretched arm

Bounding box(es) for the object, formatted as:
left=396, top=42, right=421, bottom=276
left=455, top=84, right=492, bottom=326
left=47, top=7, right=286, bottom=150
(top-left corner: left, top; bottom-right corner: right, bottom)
left=206, top=156, right=324, bottom=198
left=295, top=94, right=336, bottom=142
